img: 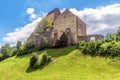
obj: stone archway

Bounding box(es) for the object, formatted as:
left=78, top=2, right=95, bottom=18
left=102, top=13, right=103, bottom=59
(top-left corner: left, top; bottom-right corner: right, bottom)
left=53, top=32, right=58, bottom=45
left=66, top=28, right=74, bottom=45
left=90, top=37, right=95, bottom=41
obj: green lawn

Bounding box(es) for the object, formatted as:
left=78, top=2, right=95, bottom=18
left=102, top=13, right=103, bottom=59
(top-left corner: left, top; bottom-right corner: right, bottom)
left=0, top=46, right=120, bottom=80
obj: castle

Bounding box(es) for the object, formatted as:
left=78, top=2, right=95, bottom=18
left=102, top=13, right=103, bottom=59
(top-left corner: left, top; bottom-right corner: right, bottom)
left=31, top=8, right=104, bottom=46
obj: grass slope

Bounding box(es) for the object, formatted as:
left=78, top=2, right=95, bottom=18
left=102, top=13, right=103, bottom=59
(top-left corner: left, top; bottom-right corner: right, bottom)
left=0, top=46, right=120, bottom=80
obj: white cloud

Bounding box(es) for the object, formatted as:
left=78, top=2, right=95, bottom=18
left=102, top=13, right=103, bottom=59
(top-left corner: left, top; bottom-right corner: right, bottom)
left=0, top=44, right=2, bottom=49
left=26, top=8, right=35, bottom=14
left=30, top=14, right=37, bottom=20
left=60, top=8, right=66, bottom=13
left=3, top=17, right=42, bottom=45
left=3, top=4, right=120, bottom=45
left=26, top=8, right=37, bottom=20
left=70, top=4, right=120, bottom=35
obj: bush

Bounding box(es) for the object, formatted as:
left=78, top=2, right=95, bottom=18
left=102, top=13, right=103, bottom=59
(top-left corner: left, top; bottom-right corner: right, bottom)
left=76, top=41, right=88, bottom=55
left=76, top=28, right=120, bottom=58
left=0, top=53, right=2, bottom=58
left=47, top=56, right=52, bottom=63
left=87, top=41, right=102, bottom=56
left=29, top=53, right=51, bottom=69
left=55, top=32, right=68, bottom=47
left=116, top=28, right=120, bottom=41
left=12, top=49, right=17, bottom=56
left=0, top=54, right=9, bottom=61
left=1, top=44, right=13, bottom=57
left=77, top=40, right=120, bottom=58
left=39, top=53, right=51, bottom=67
left=55, top=39, right=61, bottom=47
left=76, top=41, right=86, bottom=49
left=98, top=41, right=120, bottom=58
left=29, top=53, right=38, bottom=68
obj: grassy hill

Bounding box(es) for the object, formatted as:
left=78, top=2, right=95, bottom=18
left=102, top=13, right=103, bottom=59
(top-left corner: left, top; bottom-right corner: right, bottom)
left=0, top=46, right=120, bottom=80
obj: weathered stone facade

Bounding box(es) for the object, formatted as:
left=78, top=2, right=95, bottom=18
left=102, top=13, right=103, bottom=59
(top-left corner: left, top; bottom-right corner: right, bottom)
left=45, top=8, right=104, bottom=46
left=30, top=8, right=104, bottom=46
left=32, top=8, right=104, bottom=46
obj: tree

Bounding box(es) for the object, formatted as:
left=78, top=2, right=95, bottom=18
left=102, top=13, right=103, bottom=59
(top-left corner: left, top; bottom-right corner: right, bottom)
left=55, top=39, right=61, bottom=47
left=40, top=53, right=51, bottom=67
left=26, top=17, right=51, bottom=51
left=17, top=41, right=22, bottom=50
left=1, top=44, right=13, bottom=57
left=29, top=53, right=38, bottom=68
left=55, top=32, right=68, bottom=47
left=15, top=41, right=23, bottom=55
left=40, top=36, right=48, bottom=49
left=24, top=38, right=35, bottom=54
left=116, top=28, right=120, bottom=41
left=34, top=17, right=52, bottom=35
left=60, top=32, right=68, bottom=46
left=105, top=33, right=115, bottom=42
left=42, top=17, right=52, bottom=29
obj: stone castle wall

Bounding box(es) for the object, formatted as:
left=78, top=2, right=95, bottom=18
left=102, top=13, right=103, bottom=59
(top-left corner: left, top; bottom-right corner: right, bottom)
left=52, top=11, right=78, bottom=45
left=45, top=8, right=104, bottom=46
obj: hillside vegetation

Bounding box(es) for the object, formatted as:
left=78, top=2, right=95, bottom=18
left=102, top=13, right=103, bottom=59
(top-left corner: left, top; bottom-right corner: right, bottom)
left=0, top=46, right=120, bottom=80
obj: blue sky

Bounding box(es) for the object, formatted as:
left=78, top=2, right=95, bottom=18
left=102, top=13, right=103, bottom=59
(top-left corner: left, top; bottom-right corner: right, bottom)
left=0, top=0, right=120, bottom=47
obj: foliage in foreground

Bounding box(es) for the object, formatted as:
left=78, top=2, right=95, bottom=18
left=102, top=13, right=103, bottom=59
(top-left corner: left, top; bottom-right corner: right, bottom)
left=29, top=53, right=51, bottom=69
left=0, top=44, right=13, bottom=61
left=29, top=53, right=38, bottom=68
left=0, top=46, right=120, bottom=80
left=76, top=41, right=120, bottom=58
left=76, top=28, right=120, bottom=58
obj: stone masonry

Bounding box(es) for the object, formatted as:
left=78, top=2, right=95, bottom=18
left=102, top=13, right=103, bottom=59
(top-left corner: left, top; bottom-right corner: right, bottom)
left=44, top=8, right=104, bottom=46
left=46, top=8, right=104, bottom=46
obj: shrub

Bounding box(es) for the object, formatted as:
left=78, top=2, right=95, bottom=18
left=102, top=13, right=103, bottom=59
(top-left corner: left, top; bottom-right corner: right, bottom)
left=12, top=49, right=17, bottom=56
left=0, top=53, right=2, bottom=58
left=40, top=53, right=51, bottom=67
left=105, top=33, right=116, bottom=42
left=116, top=28, right=120, bottom=41
left=109, top=42, right=120, bottom=58
left=60, top=32, right=68, bottom=46
left=29, top=53, right=51, bottom=69
left=76, top=27, right=120, bottom=58
left=55, top=32, right=68, bottom=47
left=76, top=41, right=88, bottom=55
left=81, top=43, right=88, bottom=55
left=55, top=39, right=61, bottom=47
left=78, top=40, right=120, bottom=58
left=40, top=54, right=47, bottom=66
left=47, top=56, right=52, bottom=63
left=76, top=41, right=86, bottom=49
left=98, top=41, right=120, bottom=58
left=1, top=44, right=13, bottom=57
left=29, top=53, right=38, bottom=68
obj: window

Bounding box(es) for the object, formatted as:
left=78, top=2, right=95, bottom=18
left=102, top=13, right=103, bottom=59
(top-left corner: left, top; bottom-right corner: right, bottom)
left=54, top=33, right=58, bottom=40
left=78, top=27, right=81, bottom=32
left=64, top=15, right=66, bottom=18
left=82, top=30, right=84, bottom=34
